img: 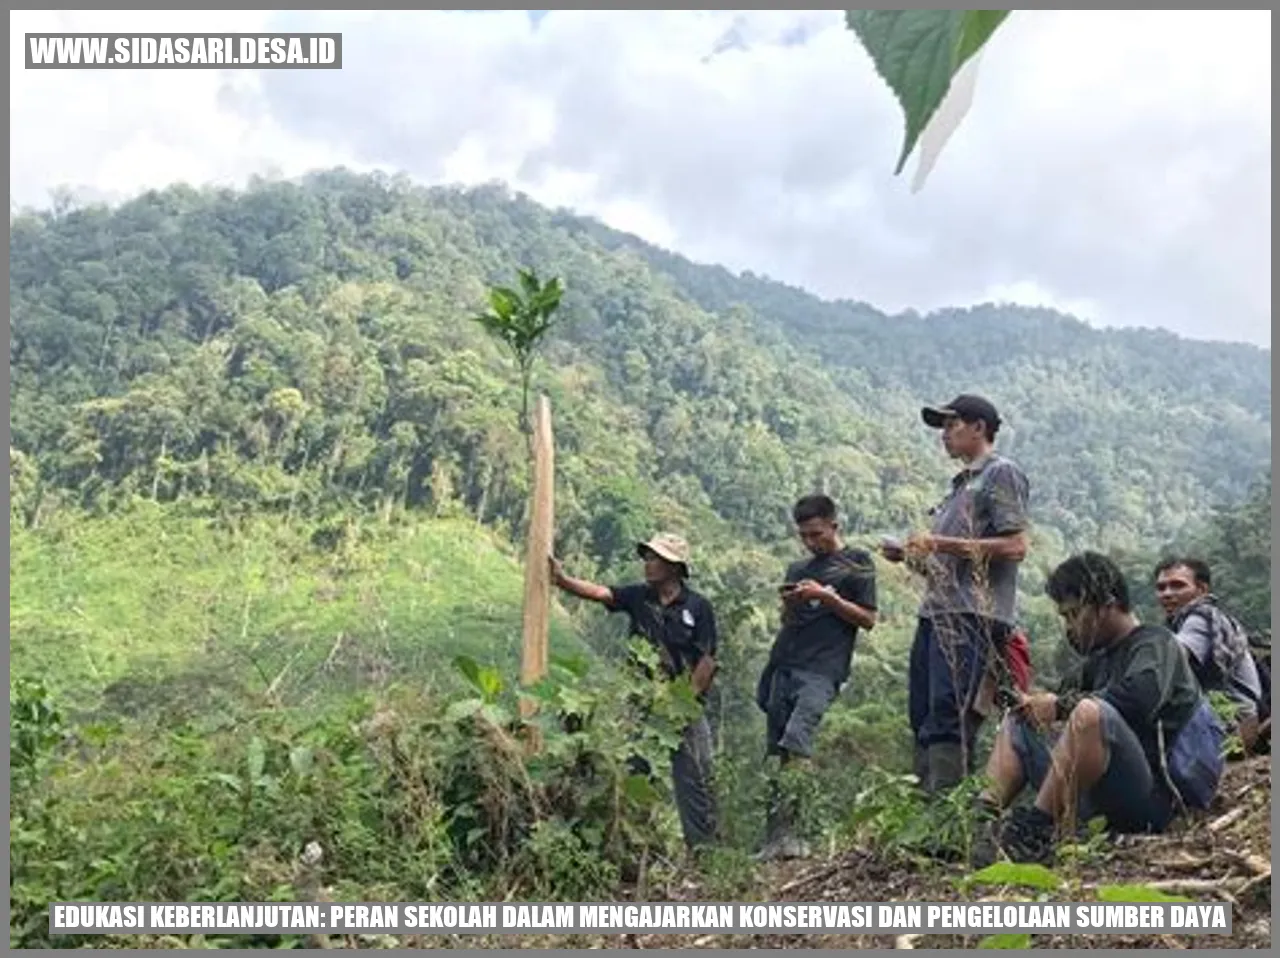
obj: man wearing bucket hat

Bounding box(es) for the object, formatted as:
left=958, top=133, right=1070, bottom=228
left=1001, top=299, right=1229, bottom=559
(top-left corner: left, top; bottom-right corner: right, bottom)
left=550, top=533, right=719, bottom=851
left=881, top=393, right=1031, bottom=795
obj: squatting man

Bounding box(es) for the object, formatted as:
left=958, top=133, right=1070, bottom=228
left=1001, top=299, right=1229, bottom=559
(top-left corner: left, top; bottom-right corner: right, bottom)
left=969, top=552, right=1225, bottom=865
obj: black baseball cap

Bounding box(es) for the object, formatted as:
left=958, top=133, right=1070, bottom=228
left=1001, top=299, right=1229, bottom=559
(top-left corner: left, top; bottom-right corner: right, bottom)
left=921, top=394, right=1002, bottom=430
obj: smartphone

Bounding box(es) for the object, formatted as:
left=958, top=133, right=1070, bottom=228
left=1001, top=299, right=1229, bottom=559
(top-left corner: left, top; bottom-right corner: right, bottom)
left=778, top=583, right=798, bottom=594
left=880, top=536, right=904, bottom=554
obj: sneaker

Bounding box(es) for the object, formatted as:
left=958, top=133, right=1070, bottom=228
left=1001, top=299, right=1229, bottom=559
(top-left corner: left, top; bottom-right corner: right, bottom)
left=967, top=798, right=1003, bottom=869
left=997, top=806, right=1056, bottom=864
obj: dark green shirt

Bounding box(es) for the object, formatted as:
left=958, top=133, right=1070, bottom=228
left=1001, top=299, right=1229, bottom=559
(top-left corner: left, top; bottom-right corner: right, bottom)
left=1056, top=623, right=1202, bottom=774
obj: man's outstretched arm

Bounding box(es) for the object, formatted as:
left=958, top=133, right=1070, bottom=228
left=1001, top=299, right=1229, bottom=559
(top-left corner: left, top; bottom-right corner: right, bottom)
left=549, top=556, right=614, bottom=605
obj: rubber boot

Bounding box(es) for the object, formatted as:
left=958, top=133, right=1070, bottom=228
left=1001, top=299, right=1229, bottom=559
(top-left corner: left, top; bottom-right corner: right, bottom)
left=913, top=743, right=929, bottom=790
left=925, top=741, right=965, bottom=795
left=755, top=780, right=810, bottom=862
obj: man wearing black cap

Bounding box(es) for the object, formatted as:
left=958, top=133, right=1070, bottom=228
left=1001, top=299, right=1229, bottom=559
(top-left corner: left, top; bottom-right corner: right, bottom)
left=881, top=394, right=1031, bottom=794
left=550, top=533, right=719, bottom=852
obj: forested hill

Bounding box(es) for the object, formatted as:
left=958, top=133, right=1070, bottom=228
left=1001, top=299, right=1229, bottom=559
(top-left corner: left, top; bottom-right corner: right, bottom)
left=9, top=168, right=1274, bottom=947
left=10, top=170, right=1272, bottom=569
left=562, top=209, right=1272, bottom=548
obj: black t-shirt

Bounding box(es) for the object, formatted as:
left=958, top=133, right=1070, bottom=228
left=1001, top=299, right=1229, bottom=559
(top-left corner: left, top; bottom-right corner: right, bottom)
left=607, top=582, right=718, bottom=680
left=770, top=546, right=878, bottom=685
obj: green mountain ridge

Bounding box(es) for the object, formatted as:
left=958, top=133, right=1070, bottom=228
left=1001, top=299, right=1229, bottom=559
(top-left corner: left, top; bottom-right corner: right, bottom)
left=11, top=169, right=1270, bottom=563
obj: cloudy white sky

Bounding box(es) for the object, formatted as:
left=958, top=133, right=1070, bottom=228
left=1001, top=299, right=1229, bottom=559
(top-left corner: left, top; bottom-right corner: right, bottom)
left=10, top=9, right=1273, bottom=347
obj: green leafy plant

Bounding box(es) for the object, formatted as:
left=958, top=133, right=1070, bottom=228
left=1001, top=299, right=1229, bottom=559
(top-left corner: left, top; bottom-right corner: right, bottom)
left=1204, top=690, right=1246, bottom=756
left=961, top=861, right=1062, bottom=951
left=10, top=676, right=66, bottom=787
left=960, top=860, right=1064, bottom=893
left=1055, top=814, right=1112, bottom=868
left=846, top=10, right=1011, bottom=177
left=470, top=267, right=566, bottom=438
left=449, top=653, right=512, bottom=725
left=1094, top=883, right=1192, bottom=904
left=979, top=933, right=1033, bottom=949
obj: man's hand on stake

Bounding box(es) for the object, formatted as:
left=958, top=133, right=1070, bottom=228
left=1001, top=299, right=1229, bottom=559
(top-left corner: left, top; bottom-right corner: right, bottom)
left=548, top=555, right=566, bottom=587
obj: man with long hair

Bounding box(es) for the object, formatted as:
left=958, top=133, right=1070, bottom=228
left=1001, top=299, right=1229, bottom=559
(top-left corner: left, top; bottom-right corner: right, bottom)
left=972, top=552, right=1223, bottom=865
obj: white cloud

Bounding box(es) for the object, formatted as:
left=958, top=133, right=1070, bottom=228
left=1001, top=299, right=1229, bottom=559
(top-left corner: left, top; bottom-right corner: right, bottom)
left=9, top=9, right=1272, bottom=348
left=9, top=10, right=361, bottom=208
left=980, top=280, right=1102, bottom=326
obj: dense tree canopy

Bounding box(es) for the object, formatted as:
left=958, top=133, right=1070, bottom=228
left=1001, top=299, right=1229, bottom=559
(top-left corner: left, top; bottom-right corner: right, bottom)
left=12, top=171, right=1269, bottom=578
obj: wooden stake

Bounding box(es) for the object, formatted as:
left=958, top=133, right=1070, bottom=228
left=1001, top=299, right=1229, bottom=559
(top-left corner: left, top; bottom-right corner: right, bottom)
left=520, top=394, right=554, bottom=729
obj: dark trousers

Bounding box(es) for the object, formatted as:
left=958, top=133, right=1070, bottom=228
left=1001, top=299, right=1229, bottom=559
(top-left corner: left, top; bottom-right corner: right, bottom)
left=671, top=715, right=717, bottom=848
left=908, top=613, right=1009, bottom=769
left=629, top=714, right=717, bottom=848
left=764, top=667, right=839, bottom=759
left=1006, top=700, right=1176, bottom=833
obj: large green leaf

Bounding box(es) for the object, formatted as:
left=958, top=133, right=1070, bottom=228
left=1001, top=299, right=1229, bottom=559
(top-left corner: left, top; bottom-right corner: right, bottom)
left=979, top=933, right=1032, bottom=949
left=1095, top=884, right=1193, bottom=904
left=963, top=860, right=1063, bottom=892
left=846, top=10, right=1010, bottom=174
left=487, top=286, right=520, bottom=319
left=956, top=10, right=1009, bottom=68
left=623, top=774, right=660, bottom=806
left=476, top=663, right=505, bottom=700
left=452, top=654, right=484, bottom=692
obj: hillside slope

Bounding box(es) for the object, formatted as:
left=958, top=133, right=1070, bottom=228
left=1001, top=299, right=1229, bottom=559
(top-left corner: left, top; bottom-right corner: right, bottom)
left=10, top=506, right=593, bottom=716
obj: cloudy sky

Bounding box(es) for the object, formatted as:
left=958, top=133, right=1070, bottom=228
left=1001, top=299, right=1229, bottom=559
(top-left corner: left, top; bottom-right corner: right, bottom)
left=11, top=9, right=1272, bottom=347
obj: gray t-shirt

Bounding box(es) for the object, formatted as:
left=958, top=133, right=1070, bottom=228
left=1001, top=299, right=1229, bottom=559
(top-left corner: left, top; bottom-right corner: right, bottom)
left=917, top=453, right=1030, bottom=625
left=1173, top=603, right=1263, bottom=718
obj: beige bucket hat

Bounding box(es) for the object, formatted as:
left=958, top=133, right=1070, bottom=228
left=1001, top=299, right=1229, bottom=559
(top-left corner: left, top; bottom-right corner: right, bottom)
left=636, top=532, right=691, bottom=575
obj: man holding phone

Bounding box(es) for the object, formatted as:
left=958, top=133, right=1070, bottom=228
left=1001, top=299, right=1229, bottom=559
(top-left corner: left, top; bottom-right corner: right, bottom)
left=756, top=494, right=878, bottom=861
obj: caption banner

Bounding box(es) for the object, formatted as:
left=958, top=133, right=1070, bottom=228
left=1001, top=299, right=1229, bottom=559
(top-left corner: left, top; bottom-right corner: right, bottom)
left=51, top=901, right=1231, bottom=936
